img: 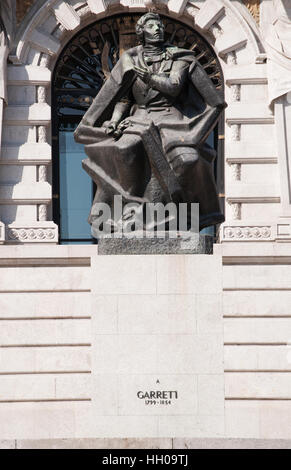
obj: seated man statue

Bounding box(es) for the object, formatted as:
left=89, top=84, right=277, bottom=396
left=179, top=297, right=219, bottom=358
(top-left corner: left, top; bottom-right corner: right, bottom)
left=74, top=12, right=227, bottom=234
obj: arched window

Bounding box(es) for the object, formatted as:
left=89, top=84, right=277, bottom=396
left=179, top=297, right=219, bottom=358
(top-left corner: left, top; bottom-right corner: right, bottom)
left=52, top=13, right=224, bottom=244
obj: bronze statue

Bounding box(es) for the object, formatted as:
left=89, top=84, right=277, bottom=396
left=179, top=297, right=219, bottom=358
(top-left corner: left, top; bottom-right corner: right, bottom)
left=74, top=12, right=227, bottom=233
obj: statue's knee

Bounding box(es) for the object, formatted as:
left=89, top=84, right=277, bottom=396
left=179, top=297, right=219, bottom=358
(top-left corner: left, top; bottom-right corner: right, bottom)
left=115, top=135, right=143, bottom=166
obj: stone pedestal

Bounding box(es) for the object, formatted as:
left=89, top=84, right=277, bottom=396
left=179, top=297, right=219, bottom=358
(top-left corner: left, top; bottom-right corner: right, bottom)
left=89, top=254, right=224, bottom=438
left=98, top=233, right=213, bottom=255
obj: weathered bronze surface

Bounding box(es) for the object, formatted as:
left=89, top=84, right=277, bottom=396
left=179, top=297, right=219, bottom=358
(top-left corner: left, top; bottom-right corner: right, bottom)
left=74, top=13, right=227, bottom=233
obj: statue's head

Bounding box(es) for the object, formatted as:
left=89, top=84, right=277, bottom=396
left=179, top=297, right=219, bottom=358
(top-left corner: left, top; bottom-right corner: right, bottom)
left=136, top=13, right=165, bottom=45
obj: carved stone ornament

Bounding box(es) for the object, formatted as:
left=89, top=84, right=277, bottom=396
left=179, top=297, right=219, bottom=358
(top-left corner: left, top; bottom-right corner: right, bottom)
left=223, top=226, right=272, bottom=240
left=8, top=227, right=57, bottom=242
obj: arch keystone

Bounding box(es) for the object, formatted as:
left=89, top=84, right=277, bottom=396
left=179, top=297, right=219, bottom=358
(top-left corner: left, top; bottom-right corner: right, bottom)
left=53, top=1, right=81, bottom=30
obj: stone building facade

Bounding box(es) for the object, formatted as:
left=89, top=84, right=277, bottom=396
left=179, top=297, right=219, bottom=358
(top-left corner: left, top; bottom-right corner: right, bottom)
left=1, top=0, right=291, bottom=447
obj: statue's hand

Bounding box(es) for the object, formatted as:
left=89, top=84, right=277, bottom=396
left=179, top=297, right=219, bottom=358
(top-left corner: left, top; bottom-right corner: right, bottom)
left=134, top=66, right=151, bottom=84
left=105, top=121, right=119, bottom=135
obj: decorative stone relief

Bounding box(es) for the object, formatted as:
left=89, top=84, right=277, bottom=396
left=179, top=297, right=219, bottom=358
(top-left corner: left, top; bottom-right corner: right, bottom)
left=230, top=163, right=242, bottom=181
left=209, top=23, right=223, bottom=39
left=37, top=129, right=49, bottom=221
left=38, top=205, right=48, bottom=222
left=231, top=84, right=241, bottom=102
left=36, top=86, right=49, bottom=222
left=39, top=53, right=49, bottom=67
left=8, top=227, right=57, bottom=242
left=230, top=203, right=242, bottom=220
left=231, top=124, right=241, bottom=141
left=223, top=226, right=272, bottom=240
left=38, top=165, right=47, bottom=182
left=227, top=51, right=237, bottom=66
left=37, top=86, right=46, bottom=104
left=38, top=125, right=47, bottom=143
left=38, top=164, right=48, bottom=221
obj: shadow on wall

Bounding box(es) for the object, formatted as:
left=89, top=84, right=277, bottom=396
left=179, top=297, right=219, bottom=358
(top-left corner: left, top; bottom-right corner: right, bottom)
left=1, top=205, right=22, bottom=225
left=2, top=125, right=35, bottom=146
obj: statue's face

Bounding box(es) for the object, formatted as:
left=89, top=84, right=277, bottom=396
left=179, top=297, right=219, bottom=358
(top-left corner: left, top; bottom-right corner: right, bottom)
left=143, top=19, right=164, bottom=45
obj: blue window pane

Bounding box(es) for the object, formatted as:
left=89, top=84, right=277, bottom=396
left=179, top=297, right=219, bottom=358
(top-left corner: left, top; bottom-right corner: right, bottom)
left=59, top=131, right=93, bottom=241
left=206, top=132, right=214, bottom=148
